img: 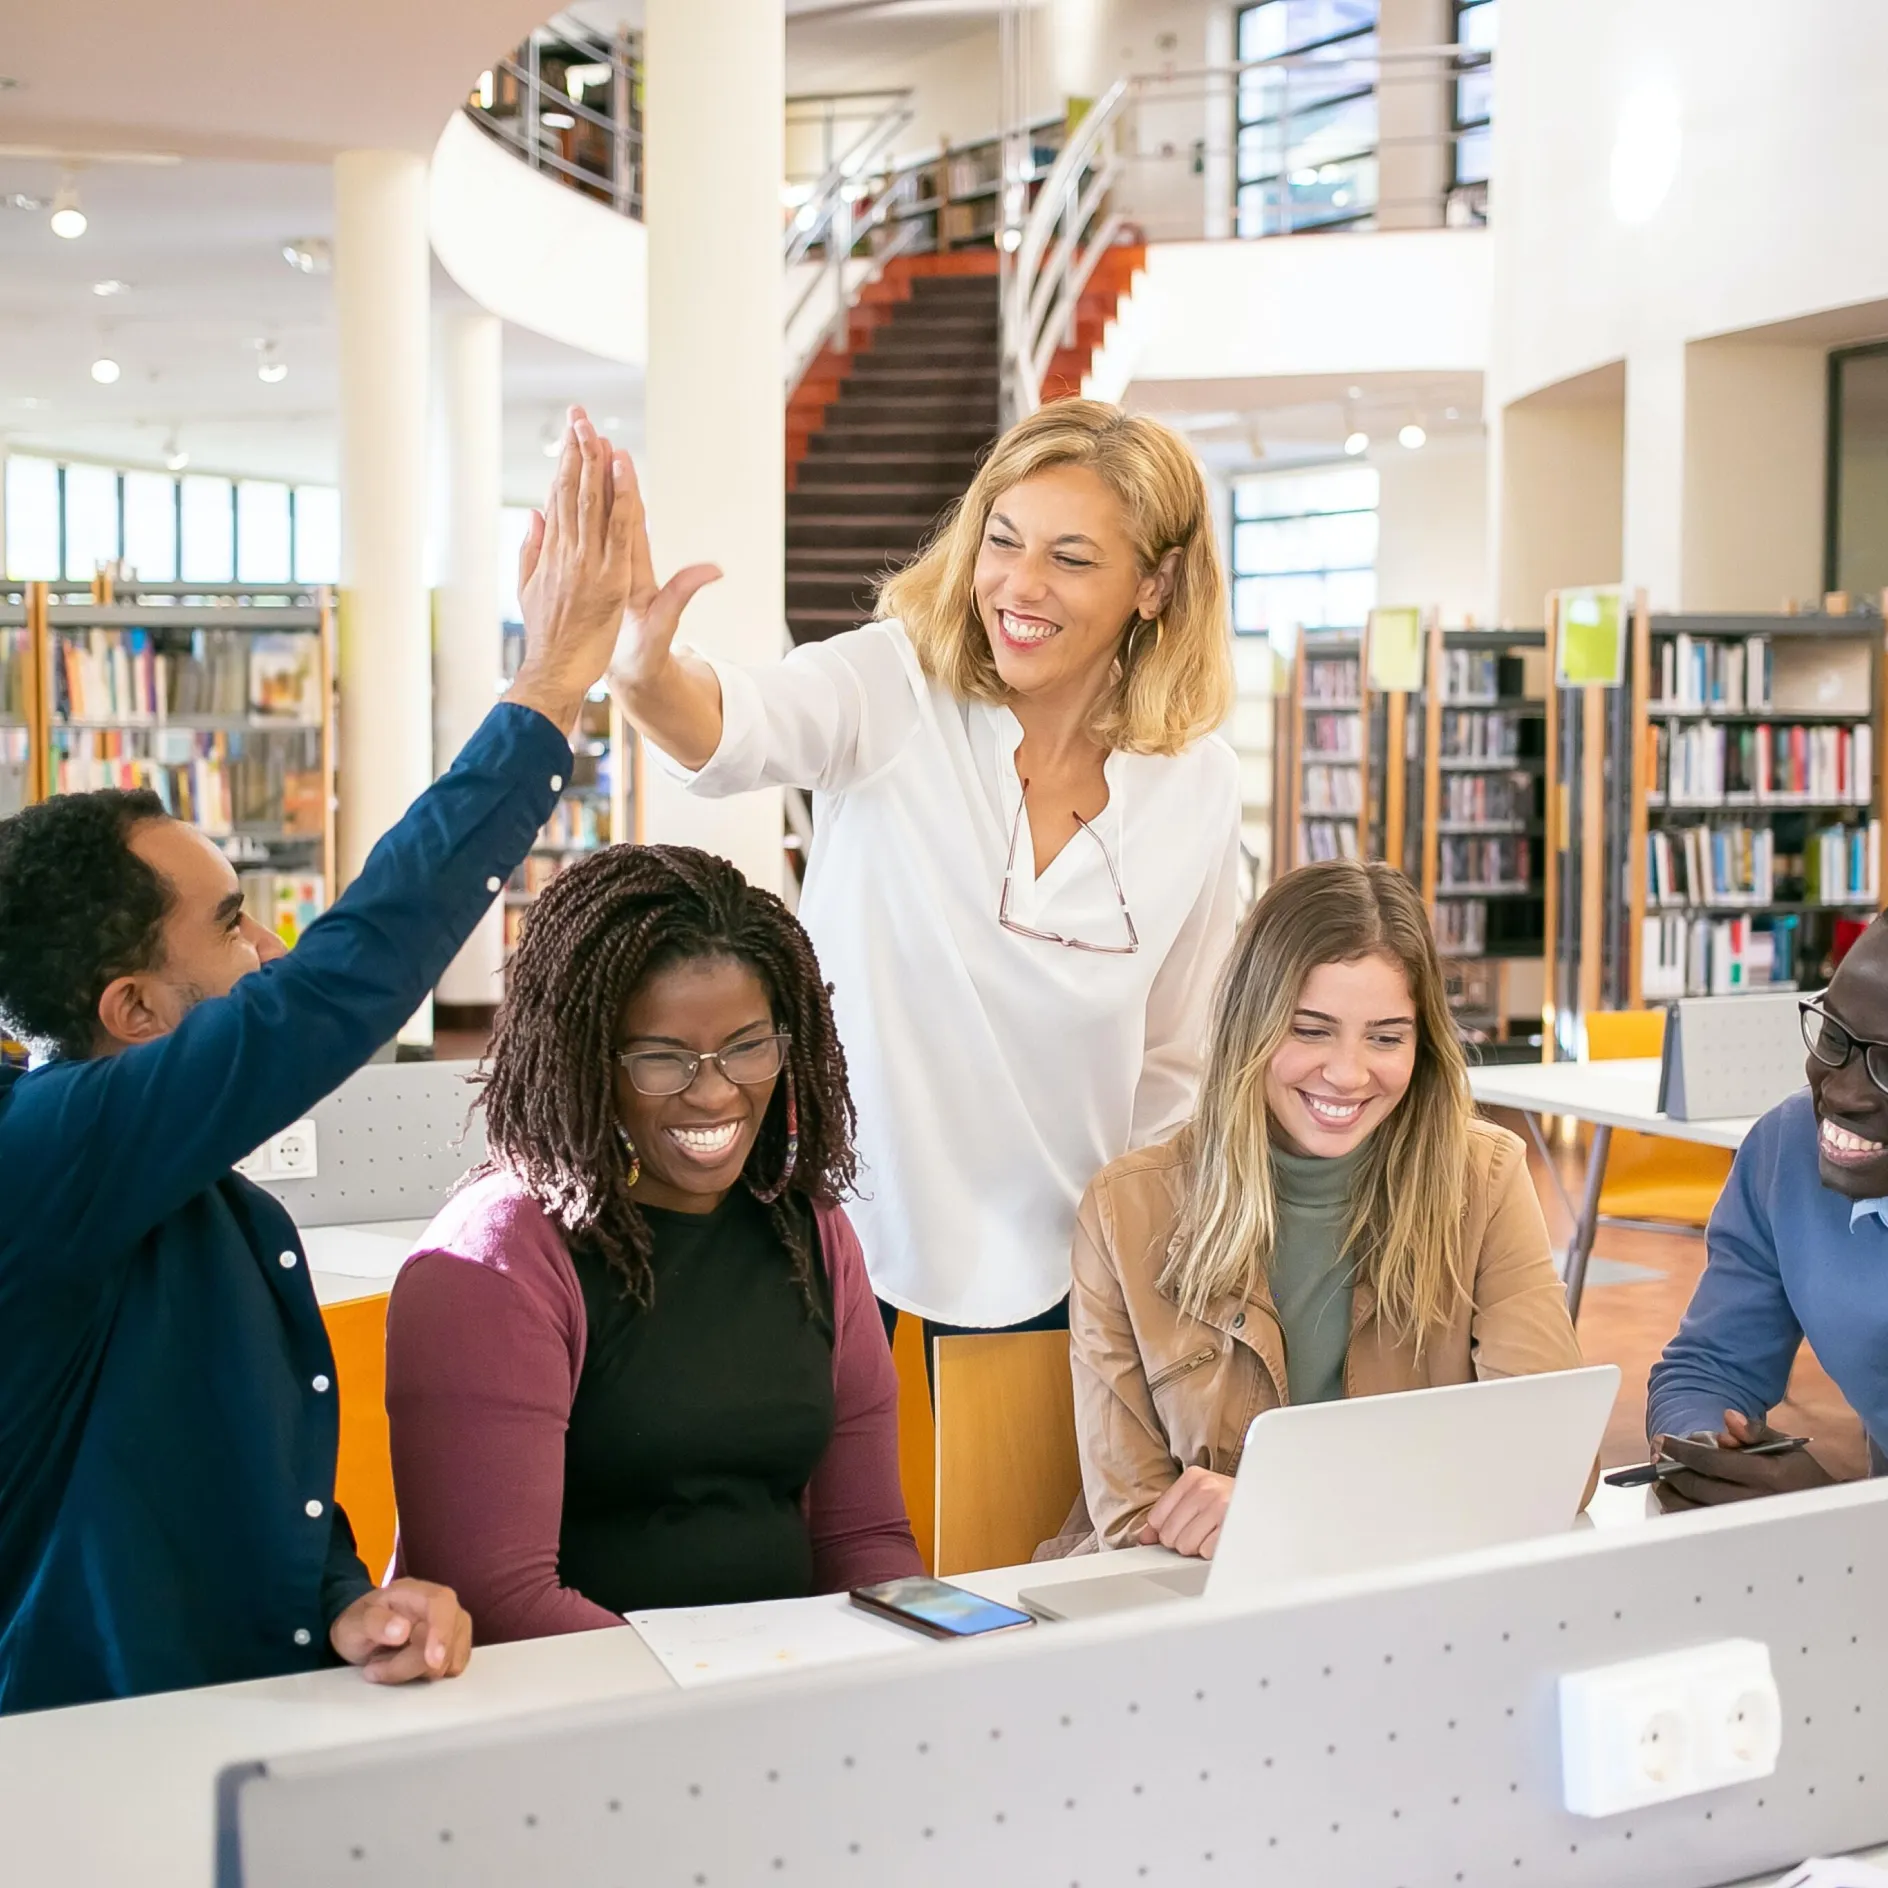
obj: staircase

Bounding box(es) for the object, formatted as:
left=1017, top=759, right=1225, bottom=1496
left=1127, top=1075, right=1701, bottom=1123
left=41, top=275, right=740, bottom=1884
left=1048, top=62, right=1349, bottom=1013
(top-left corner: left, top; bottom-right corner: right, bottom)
left=785, top=255, right=1001, bottom=647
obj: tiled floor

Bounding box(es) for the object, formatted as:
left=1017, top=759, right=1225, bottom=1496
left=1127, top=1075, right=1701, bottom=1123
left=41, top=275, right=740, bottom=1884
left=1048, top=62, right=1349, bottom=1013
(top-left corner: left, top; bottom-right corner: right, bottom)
left=1499, top=1110, right=1870, bottom=1479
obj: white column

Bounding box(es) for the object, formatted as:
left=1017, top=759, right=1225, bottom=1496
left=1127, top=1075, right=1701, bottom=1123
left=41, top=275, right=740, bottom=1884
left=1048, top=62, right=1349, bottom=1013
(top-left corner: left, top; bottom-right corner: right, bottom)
left=640, top=0, right=785, bottom=889
left=1202, top=6, right=1235, bottom=241
left=334, top=150, right=434, bottom=1043
left=1376, top=0, right=1452, bottom=230
left=433, top=308, right=506, bottom=1010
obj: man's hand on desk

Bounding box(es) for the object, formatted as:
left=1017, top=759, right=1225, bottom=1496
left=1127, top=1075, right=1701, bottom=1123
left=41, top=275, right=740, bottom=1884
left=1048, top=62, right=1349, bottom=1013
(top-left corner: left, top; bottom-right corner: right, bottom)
left=504, top=406, right=647, bottom=736
left=1138, top=1466, right=1236, bottom=1559
left=1653, top=1409, right=1836, bottom=1512
left=330, top=1579, right=473, bottom=1685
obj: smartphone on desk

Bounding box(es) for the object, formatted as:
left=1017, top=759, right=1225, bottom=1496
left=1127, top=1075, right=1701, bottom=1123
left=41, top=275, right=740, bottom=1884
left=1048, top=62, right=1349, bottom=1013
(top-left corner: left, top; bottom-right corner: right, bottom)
left=850, top=1576, right=1036, bottom=1641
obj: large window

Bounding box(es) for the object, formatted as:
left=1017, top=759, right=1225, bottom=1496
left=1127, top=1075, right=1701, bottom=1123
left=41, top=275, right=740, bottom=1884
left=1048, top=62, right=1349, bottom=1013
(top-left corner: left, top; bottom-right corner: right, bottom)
left=2, top=455, right=337, bottom=587
left=1235, top=1, right=1379, bottom=238
left=1452, top=0, right=1496, bottom=211
left=1230, top=464, right=1379, bottom=647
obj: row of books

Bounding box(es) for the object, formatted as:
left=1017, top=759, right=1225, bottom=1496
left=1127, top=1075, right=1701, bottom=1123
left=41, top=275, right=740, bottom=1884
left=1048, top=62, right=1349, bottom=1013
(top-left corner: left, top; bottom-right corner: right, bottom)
left=539, top=796, right=609, bottom=851
left=1439, top=709, right=1527, bottom=762
left=1439, top=771, right=1532, bottom=826
left=1439, top=648, right=1503, bottom=704
left=1652, top=719, right=1871, bottom=805
left=1434, top=900, right=1488, bottom=956
left=1, top=631, right=30, bottom=720
left=1645, top=820, right=1879, bottom=909
left=1302, top=761, right=1363, bottom=814
left=1303, top=711, right=1362, bottom=757
left=1653, top=632, right=1773, bottom=712
left=1642, top=912, right=1799, bottom=998
left=52, top=627, right=320, bottom=724
left=49, top=727, right=324, bottom=836
left=1300, top=818, right=1360, bottom=863
left=1439, top=835, right=1532, bottom=889
left=1303, top=657, right=1360, bottom=704
left=1806, top=819, right=1881, bottom=905
left=237, top=871, right=326, bottom=948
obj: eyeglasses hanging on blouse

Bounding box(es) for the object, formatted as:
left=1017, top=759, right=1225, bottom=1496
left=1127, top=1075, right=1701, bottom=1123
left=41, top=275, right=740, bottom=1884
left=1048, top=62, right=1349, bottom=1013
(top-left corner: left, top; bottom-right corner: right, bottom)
left=997, top=779, right=1140, bottom=955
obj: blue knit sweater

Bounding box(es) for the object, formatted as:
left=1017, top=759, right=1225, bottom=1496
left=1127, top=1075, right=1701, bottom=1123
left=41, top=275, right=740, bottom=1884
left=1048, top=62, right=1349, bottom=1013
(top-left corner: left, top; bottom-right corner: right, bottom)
left=1648, top=1088, right=1888, bottom=1462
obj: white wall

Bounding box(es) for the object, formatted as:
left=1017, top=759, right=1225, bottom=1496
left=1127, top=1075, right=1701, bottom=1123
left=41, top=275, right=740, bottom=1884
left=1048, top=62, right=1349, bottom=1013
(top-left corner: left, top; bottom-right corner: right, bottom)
left=1375, top=435, right=1489, bottom=626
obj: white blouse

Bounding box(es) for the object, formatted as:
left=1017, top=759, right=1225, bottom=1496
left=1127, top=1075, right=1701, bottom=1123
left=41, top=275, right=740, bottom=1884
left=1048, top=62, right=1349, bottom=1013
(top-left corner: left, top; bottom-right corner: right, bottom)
left=667, top=621, right=1242, bottom=1327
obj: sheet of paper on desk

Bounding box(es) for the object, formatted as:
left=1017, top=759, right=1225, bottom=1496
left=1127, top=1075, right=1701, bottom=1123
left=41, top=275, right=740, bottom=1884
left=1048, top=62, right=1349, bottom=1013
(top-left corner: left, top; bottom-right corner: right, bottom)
left=627, top=1593, right=916, bottom=1689
left=1772, top=1861, right=1888, bottom=1887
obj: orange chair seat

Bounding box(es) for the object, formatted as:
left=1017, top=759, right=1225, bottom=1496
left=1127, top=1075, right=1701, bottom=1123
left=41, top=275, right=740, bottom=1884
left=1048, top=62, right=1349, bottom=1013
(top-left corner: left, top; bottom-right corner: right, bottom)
left=1586, top=1009, right=1731, bottom=1230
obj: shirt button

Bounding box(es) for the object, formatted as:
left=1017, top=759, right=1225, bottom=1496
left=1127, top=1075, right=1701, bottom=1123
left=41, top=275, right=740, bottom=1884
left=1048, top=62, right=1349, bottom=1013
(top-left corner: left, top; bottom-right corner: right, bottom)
left=486, top=875, right=503, bottom=893
left=278, top=1250, right=298, bottom=1269
left=312, top=1374, right=331, bottom=1393
left=305, top=1499, right=324, bottom=1518
left=549, top=773, right=564, bottom=792
left=293, top=1628, right=312, bottom=1647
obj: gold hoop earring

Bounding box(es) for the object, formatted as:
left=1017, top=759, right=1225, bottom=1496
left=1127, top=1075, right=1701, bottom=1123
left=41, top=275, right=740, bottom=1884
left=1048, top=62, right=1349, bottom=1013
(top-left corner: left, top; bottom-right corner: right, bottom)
left=1130, top=616, right=1163, bottom=664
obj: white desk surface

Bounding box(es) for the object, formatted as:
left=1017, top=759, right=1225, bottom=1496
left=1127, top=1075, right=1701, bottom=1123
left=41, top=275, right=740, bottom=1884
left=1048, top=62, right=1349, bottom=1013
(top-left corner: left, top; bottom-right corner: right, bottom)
left=1469, top=1056, right=1757, bottom=1149
left=304, top=1218, right=430, bottom=1308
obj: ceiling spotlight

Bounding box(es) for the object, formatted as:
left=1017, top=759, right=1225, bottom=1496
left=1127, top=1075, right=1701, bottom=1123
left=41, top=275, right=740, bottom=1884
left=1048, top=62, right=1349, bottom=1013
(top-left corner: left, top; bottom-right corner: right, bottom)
left=1444, top=406, right=1460, bottom=421
left=1398, top=423, right=1427, bottom=450
left=1347, top=386, right=1363, bottom=400
left=91, top=278, right=130, bottom=296
left=1344, top=431, right=1369, bottom=457
left=999, top=226, right=1023, bottom=253
left=540, top=109, right=577, bottom=130
left=258, top=359, right=288, bottom=384
left=164, top=441, right=190, bottom=471
left=49, top=179, right=87, bottom=240
left=281, top=237, right=331, bottom=275
left=90, top=356, right=120, bottom=384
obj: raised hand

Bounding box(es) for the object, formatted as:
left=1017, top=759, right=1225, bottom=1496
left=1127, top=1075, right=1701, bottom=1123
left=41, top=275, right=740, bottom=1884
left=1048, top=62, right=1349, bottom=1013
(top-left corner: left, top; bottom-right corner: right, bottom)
left=606, top=449, right=721, bottom=693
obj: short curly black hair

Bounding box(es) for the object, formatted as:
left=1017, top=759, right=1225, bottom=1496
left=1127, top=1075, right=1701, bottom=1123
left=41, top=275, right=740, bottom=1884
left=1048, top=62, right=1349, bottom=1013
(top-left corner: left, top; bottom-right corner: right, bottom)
left=0, top=789, right=173, bottom=1061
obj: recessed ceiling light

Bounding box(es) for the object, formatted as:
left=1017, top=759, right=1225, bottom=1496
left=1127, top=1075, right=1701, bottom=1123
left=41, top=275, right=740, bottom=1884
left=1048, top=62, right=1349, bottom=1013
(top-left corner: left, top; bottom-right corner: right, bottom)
left=1398, top=423, right=1426, bottom=450
left=92, top=278, right=130, bottom=296
left=1344, top=431, right=1369, bottom=456
left=258, top=359, right=288, bottom=384
left=1346, top=386, right=1363, bottom=400
left=281, top=237, right=331, bottom=275
left=90, top=357, right=120, bottom=384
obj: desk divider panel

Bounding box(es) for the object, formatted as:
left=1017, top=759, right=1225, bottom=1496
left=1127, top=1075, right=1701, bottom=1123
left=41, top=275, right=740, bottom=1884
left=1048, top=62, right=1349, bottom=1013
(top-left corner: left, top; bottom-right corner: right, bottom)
left=254, top=1060, right=487, bottom=1227
left=220, top=1484, right=1888, bottom=1888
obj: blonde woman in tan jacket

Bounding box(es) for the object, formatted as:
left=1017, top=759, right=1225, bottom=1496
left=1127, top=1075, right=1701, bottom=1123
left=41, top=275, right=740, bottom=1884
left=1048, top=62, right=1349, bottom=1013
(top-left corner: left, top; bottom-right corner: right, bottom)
left=1067, top=857, right=1586, bottom=1558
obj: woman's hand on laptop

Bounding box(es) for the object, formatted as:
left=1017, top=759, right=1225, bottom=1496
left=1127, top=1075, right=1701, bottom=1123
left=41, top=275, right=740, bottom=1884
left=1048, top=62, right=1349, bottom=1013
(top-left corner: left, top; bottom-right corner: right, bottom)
left=1138, top=1467, right=1236, bottom=1559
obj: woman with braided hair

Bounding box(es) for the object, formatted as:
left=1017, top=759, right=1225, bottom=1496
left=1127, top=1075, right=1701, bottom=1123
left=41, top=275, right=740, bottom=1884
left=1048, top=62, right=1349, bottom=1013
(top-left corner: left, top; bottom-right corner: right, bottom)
left=383, top=844, right=920, bottom=1641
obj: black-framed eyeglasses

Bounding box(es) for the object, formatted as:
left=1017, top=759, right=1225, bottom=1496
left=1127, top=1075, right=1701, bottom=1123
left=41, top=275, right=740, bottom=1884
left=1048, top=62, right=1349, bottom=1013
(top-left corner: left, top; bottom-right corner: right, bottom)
left=615, top=1032, right=791, bottom=1097
left=1800, top=1001, right=1888, bottom=1094
left=997, top=779, right=1140, bottom=955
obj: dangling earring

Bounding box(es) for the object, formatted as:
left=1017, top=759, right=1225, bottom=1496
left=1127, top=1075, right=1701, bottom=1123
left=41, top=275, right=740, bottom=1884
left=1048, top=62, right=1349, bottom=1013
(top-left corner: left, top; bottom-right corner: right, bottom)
left=751, top=1071, right=800, bottom=1204
left=617, top=1125, right=641, bottom=1189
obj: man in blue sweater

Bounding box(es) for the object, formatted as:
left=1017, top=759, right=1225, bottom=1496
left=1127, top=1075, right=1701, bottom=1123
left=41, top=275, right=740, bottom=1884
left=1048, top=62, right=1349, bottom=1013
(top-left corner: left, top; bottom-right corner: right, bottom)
left=0, top=412, right=679, bottom=1712
left=1649, top=918, right=1888, bottom=1505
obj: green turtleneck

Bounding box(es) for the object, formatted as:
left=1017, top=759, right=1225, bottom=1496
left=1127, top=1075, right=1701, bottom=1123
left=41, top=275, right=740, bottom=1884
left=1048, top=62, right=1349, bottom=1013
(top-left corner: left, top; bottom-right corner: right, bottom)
left=1268, top=1136, right=1372, bottom=1406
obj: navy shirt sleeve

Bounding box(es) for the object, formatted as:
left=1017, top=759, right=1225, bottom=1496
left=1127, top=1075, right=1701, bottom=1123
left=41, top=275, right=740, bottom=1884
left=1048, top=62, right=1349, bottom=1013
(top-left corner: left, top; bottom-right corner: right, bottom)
left=1646, top=1101, right=1805, bottom=1442
left=0, top=702, right=570, bottom=1286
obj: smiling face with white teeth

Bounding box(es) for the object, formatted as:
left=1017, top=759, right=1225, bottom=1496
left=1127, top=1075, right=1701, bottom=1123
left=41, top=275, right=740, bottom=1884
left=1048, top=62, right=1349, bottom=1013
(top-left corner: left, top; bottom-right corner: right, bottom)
left=1805, top=922, right=1888, bottom=1200
left=613, top=954, right=781, bottom=1214
left=1263, top=953, right=1420, bottom=1159
left=971, top=464, right=1176, bottom=714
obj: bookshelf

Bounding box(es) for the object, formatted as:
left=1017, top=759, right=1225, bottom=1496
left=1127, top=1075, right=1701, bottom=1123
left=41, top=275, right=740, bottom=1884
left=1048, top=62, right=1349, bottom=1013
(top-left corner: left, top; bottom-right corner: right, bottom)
left=1548, top=597, right=1885, bottom=1044
left=498, top=624, right=639, bottom=976
left=16, top=579, right=337, bottom=947
left=1284, top=627, right=1376, bottom=869
left=868, top=118, right=1067, bottom=256
left=1409, top=625, right=1549, bottom=1052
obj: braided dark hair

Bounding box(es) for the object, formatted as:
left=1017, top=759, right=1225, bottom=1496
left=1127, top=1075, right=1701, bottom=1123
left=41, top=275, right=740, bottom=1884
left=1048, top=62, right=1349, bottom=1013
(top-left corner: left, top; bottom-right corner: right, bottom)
left=480, top=844, right=859, bottom=1308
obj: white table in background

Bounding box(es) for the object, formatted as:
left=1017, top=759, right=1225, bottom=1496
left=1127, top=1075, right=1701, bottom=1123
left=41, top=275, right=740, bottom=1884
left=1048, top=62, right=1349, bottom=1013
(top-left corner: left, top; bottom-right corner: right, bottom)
left=1468, top=1058, right=1758, bottom=1319
left=302, top=1219, right=429, bottom=1309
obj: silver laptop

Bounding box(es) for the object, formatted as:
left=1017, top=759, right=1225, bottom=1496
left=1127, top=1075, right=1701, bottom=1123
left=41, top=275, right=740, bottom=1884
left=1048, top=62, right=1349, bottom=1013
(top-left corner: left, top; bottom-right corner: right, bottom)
left=1017, top=1364, right=1620, bottom=1621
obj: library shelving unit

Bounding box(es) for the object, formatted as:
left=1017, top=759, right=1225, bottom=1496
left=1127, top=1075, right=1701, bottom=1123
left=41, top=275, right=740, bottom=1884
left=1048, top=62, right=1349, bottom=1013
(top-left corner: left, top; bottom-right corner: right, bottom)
left=1548, top=595, right=1885, bottom=1048
left=30, top=576, right=338, bottom=945
left=498, top=622, right=639, bottom=978
left=1407, top=624, right=1549, bottom=1055
left=1282, top=626, right=1377, bottom=869
left=871, top=117, right=1067, bottom=255
left=0, top=587, right=41, bottom=821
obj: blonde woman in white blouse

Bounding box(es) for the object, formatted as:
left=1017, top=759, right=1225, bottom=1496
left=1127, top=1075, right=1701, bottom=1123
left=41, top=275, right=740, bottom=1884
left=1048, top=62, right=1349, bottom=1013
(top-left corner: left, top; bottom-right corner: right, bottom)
left=597, top=399, right=1240, bottom=1351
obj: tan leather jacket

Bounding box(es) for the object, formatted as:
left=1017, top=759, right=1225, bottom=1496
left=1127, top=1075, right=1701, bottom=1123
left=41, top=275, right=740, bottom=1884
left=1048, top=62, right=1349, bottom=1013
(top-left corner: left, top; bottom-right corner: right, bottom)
left=1066, top=1117, right=1585, bottom=1550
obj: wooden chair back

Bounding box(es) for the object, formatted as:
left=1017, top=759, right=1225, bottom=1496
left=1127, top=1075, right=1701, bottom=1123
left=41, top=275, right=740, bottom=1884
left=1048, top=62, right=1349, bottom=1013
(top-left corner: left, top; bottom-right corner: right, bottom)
left=932, top=1330, right=1083, bottom=1578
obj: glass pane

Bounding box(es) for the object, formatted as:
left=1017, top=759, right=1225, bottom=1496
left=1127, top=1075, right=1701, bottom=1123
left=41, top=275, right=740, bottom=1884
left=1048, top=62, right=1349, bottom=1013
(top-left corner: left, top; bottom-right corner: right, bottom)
left=1454, top=124, right=1492, bottom=187
left=1326, top=567, right=1378, bottom=625
left=1456, top=66, right=1493, bottom=128
left=1459, top=0, right=1498, bottom=53
left=1239, top=3, right=1288, bottom=62
left=64, top=464, right=120, bottom=580
left=1237, top=123, right=1279, bottom=185
left=1285, top=93, right=1377, bottom=169
left=3, top=456, right=59, bottom=580
left=1232, top=575, right=1267, bottom=634
left=123, top=472, right=178, bottom=581
left=1245, top=35, right=1378, bottom=125
left=1235, top=181, right=1272, bottom=239
left=236, top=481, right=292, bottom=582
left=1234, top=467, right=1377, bottom=521
left=292, top=486, right=339, bottom=584
left=1288, top=150, right=1377, bottom=226
left=180, top=475, right=235, bottom=583
left=1240, top=0, right=1376, bottom=60
left=1305, top=508, right=1379, bottom=567
left=1260, top=572, right=1330, bottom=635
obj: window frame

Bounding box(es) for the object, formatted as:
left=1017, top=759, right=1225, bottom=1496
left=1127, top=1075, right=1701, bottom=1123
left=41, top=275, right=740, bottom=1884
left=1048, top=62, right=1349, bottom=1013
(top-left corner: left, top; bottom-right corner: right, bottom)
left=1229, top=464, right=1380, bottom=643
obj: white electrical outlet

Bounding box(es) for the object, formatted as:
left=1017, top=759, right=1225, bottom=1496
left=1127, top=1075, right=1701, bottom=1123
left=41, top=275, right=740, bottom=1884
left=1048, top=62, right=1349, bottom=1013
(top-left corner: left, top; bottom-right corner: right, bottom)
left=1559, top=1638, right=1781, bottom=1817
left=267, top=1119, right=319, bottom=1179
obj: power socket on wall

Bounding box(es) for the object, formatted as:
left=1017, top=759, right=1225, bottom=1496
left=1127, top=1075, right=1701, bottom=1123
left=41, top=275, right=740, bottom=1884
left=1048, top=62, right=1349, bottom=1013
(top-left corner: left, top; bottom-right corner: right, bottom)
left=234, top=1119, right=319, bottom=1182
left=1559, top=1638, right=1782, bottom=1817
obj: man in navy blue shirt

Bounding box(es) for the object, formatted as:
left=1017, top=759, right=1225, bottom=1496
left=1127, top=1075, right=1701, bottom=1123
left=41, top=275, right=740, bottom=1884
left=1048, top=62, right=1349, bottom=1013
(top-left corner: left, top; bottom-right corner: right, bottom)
left=1649, top=916, right=1888, bottom=1505
left=0, top=411, right=697, bottom=1713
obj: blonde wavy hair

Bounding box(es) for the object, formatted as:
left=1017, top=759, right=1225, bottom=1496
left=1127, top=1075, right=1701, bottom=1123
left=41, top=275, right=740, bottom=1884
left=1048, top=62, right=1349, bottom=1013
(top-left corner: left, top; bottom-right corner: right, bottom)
left=876, top=399, right=1232, bottom=755
left=1162, top=859, right=1473, bottom=1348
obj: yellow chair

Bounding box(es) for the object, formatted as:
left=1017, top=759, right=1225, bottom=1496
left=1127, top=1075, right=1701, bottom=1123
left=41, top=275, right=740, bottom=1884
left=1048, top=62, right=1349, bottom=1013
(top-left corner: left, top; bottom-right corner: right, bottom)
left=1586, top=1008, right=1732, bottom=1228
left=931, top=1330, right=1083, bottom=1578
left=321, top=1291, right=398, bottom=1583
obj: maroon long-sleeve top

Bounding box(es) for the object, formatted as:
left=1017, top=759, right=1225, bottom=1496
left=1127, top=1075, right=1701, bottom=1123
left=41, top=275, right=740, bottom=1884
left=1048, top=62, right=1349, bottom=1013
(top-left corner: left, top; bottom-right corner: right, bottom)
left=385, top=1171, right=920, bottom=1641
